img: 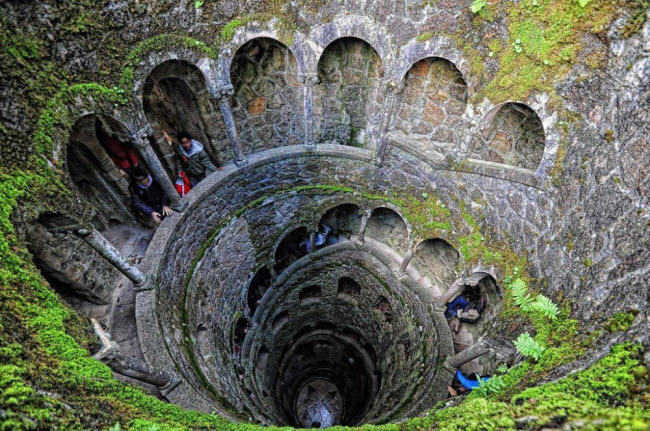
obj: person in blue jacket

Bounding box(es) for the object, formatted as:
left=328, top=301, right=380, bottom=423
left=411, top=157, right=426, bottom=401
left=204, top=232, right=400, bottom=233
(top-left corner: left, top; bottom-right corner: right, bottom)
left=128, top=167, right=173, bottom=223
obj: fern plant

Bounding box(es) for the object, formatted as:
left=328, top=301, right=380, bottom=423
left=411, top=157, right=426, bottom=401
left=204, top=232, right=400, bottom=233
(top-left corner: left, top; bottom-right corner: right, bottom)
left=514, top=332, right=545, bottom=361
left=475, top=374, right=506, bottom=397
left=510, top=278, right=534, bottom=311
left=531, top=294, right=559, bottom=320
left=470, top=0, right=488, bottom=13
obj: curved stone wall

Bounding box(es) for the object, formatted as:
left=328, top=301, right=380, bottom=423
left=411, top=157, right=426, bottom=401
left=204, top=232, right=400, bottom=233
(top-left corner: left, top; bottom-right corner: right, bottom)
left=135, top=142, right=556, bottom=425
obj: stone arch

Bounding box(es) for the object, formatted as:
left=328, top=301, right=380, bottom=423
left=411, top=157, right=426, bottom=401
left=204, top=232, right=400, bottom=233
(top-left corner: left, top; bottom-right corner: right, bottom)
left=337, top=277, right=361, bottom=300
left=272, top=310, right=290, bottom=331
left=365, top=207, right=409, bottom=255
left=472, top=102, right=546, bottom=171
left=410, top=238, right=459, bottom=291
left=310, top=15, right=394, bottom=73
left=247, top=266, right=273, bottom=317
left=234, top=316, right=251, bottom=352
left=314, top=37, right=385, bottom=148
left=230, top=37, right=304, bottom=154
left=318, top=203, right=362, bottom=243
left=393, top=57, right=468, bottom=154
left=274, top=226, right=310, bottom=273
left=448, top=272, right=502, bottom=375
left=220, top=26, right=309, bottom=79
left=372, top=296, right=393, bottom=324
left=142, top=59, right=227, bottom=173
left=67, top=114, right=139, bottom=225
left=391, top=36, right=471, bottom=84
left=25, top=212, right=119, bottom=306
left=298, top=285, right=322, bottom=303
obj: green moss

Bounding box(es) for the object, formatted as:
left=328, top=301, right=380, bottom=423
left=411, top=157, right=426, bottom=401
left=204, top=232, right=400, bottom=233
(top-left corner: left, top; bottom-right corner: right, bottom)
left=473, top=0, right=628, bottom=104
left=605, top=311, right=639, bottom=332
left=219, top=18, right=249, bottom=44
left=583, top=258, right=593, bottom=267
left=118, top=34, right=217, bottom=95
left=416, top=32, right=434, bottom=43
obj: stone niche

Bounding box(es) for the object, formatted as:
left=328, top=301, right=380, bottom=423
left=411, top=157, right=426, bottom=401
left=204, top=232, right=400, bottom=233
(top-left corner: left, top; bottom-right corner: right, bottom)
left=143, top=59, right=228, bottom=170
left=394, top=57, right=468, bottom=154
left=314, top=37, right=384, bottom=148
left=231, top=37, right=304, bottom=154
left=471, top=102, right=545, bottom=171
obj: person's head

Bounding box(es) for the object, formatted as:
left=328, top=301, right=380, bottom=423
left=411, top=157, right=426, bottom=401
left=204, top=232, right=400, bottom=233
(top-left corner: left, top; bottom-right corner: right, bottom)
left=131, top=166, right=150, bottom=187
left=178, top=132, right=192, bottom=150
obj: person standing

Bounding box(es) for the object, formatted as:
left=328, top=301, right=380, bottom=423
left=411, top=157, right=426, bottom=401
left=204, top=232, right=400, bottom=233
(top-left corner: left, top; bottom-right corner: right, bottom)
left=128, top=166, right=173, bottom=223
left=95, top=117, right=139, bottom=176
left=174, top=132, right=218, bottom=187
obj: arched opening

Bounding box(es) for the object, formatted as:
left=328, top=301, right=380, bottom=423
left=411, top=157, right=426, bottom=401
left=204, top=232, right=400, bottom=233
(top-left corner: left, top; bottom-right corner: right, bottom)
left=472, top=102, right=545, bottom=171
left=394, top=57, right=468, bottom=154
left=411, top=238, right=459, bottom=289
left=274, top=227, right=310, bottom=273
left=234, top=316, right=251, bottom=353
left=230, top=38, right=303, bottom=154
left=365, top=208, right=409, bottom=255
left=318, top=204, right=362, bottom=244
left=68, top=114, right=140, bottom=226
left=372, top=296, right=393, bottom=324
left=315, top=37, right=384, bottom=148
left=444, top=272, right=502, bottom=376
left=337, top=277, right=361, bottom=300
left=299, top=285, right=322, bottom=303
left=272, top=311, right=290, bottom=331
left=143, top=60, right=227, bottom=174
left=247, top=267, right=272, bottom=316
left=25, top=213, right=119, bottom=306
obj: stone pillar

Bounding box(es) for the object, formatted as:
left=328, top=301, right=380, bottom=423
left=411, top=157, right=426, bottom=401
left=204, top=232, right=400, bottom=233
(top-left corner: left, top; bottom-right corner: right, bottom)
left=445, top=338, right=490, bottom=370
left=399, top=248, right=414, bottom=273
left=376, top=80, right=401, bottom=166
left=75, top=228, right=147, bottom=287
left=298, top=73, right=319, bottom=149
left=309, top=232, right=316, bottom=253
left=214, top=85, right=247, bottom=166
left=451, top=121, right=477, bottom=162
left=355, top=209, right=372, bottom=245
left=437, top=278, right=467, bottom=306
left=91, top=319, right=180, bottom=394
left=132, top=125, right=187, bottom=212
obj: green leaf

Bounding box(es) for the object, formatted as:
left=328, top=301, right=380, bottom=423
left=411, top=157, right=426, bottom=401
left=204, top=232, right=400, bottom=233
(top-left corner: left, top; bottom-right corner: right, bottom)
left=510, top=278, right=535, bottom=312
left=470, top=0, right=488, bottom=13
left=577, top=0, right=591, bottom=7
left=514, top=332, right=546, bottom=361
left=531, top=294, right=559, bottom=320
left=194, top=0, right=204, bottom=9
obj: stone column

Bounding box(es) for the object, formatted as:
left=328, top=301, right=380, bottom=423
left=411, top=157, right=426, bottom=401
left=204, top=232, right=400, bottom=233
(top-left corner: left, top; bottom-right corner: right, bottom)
left=298, top=72, right=319, bottom=149
left=355, top=209, right=372, bottom=245
left=437, top=278, right=467, bottom=306
left=309, top=232, right=316, bottom=253
left=376, top=80, right=401, bottom=166
left=451, top=121, right=478, bottom=162
left=399, top=248, right=414, bottom=273
left=132, top=125, right=187, bottom=212
left=91, top=319, right=180, bottom=394
left=214, top=85, right=247, bottom=166
left=75, top=228, right=147, bottom=287
left=445, top=338, right=490, bottom=370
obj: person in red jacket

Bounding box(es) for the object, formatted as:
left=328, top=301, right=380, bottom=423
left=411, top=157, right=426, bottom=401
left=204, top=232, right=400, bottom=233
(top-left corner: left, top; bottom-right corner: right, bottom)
left=174, top=170, right=192, bottom=197
left=95, top=117, right=139, bottom=175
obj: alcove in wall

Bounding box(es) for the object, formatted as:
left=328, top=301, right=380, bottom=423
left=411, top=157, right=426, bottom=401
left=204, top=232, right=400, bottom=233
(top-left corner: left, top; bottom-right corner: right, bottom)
left=315, top=37, right=384, bottom=148
left=230, top=37, right=303, bottom=154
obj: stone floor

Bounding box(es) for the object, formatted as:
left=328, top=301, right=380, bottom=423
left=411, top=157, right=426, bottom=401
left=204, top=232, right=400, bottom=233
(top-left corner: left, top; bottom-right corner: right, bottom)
left=99, top=225, right=158, bottom=393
